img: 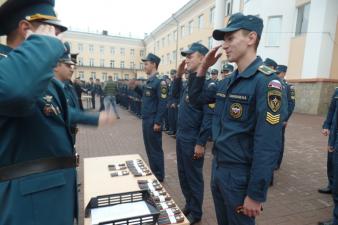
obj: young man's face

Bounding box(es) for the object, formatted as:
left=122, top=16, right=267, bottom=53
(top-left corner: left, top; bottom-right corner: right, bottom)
left=222, top=30, right=255, bottom=63
left=143, top=61, right=156, bottom=75
left=185, top=52, right=204, bottom=73
left=211, top=74, right=218, bottom=80
left=277, top=72, right=286, bottom=79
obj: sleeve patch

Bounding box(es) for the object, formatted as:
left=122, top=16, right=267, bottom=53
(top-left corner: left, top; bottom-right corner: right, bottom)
left=266, top=112, right=280, bottom=125
left=160, top=81, right=168, bottom=99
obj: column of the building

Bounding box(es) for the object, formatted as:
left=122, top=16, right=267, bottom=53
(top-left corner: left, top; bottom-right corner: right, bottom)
left=301, top=0, right=338, bottom=79
left=212, top=0, right=226, bottom=71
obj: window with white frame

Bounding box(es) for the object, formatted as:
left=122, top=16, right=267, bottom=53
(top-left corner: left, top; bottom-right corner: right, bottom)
left=225, top=1, right=233, bottom=16
left=110, top=60, right=115, bottom=68
left=114, top=73, right=118, bottom=81
left=78, top=71, right=84, bottom=79
left=172, top=51, right=177, bottom=64
left=266, top=16, right=282, bottom=46
left=89, top=45, right=94, bottom=53
left=102, top=73, right=108, bottom=81
left=100, top=59, right=105, bottom=67
left=91, top=72, right=96, bottom=79
left=167, top=53, right=171, bottom=65
left=110, top=47, right=115, bottom=55
left=78, top=43, right=83, bottom=52
left=181, top=25, right=186, bottom=38
left=188, top=20, right=194, bottom=34
left=208, top=37, right=213, bottom=49
left=295, top=3, right=310, bottom=36
left=173, top=30, right=177, bottom=41
left=89, top=58, right=94, bottom=67
left=162, top=37, right=165, bottom=47
left=198, top=14, right=204, bottom=29
left=120, top=61, right=125, bottom=68
left=100, top=46, right=104, bottom=54
left=210, top=7, right=215, bottom=24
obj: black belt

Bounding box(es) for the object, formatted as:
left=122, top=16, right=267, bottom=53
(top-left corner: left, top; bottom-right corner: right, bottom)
left=0, top=155, right=79, bottom=182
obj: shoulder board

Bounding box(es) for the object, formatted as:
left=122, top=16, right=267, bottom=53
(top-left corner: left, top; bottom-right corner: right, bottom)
left=258, top=65, right=275, bottom=75
left=0, top=52, right=8, bottom=58
left=156, top=74, right=163, bottom=79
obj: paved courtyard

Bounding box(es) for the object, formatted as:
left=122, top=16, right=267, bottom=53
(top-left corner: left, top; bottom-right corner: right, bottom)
left=76, top=105, right=334, bottom=225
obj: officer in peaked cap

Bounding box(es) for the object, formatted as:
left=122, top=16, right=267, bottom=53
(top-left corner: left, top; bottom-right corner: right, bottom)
left=0, top=1, right=114, bottom=224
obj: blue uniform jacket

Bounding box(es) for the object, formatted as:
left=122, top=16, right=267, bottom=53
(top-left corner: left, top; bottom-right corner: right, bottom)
left=173, top=73, right=216, bottom=146
left=323, top=88, right=338, bottom=148
left=0, top=35, right=78, bottom=224
left=134, top=74, right=168, bottom=125
left=61, top=79, right=99, bottom=127
left=282, top=79, right=295, bottom=121
left=190, top=57, right=288, bottom=202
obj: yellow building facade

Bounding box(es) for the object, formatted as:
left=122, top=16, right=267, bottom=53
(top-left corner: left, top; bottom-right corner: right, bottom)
left=63, top=31, right=146, bottom=81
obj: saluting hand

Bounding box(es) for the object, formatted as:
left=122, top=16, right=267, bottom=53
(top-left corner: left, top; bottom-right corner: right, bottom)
left=98, top=111, right=117, bottom=127
left=197, top=45, right=223, bottom=77
left=176, top=60, right=186, bottom=79
left=26, top=24, right=62, bottom=40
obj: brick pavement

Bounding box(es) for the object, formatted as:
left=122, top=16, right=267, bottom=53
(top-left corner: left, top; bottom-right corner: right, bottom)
left=76, top=105, right=334, bottom=225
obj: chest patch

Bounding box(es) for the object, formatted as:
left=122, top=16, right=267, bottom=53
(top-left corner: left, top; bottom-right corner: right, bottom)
left=229, top=103, right=243, bottom=119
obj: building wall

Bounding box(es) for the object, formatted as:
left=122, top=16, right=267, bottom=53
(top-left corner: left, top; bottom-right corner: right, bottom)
left=63, top=31, right=146, bottom=81
left=330, top=19, right=338, bottom=80
left=144, top=0, right=233, bottom=75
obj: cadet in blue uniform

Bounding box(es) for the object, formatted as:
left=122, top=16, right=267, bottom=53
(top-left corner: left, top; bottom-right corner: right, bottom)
left=318, top=88, right=338, bottom=225
left=129, top=53, right=168, bottom=181
left=167, top=69, right=179, bottom=136
left=210, top=68, right=219, bottom=82
left=172, top=43, right=215, bottom=224
left=318, top=88, right=338, bottom=197
left=189, top=13, right=287, bottom=225
left=221, top=63, right=234, bottom=80
left=0, top=2, right=115, bottom=224
left=276, top=65, right=295, bottom=169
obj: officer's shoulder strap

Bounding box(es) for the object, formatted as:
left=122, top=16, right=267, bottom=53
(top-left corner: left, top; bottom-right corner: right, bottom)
left=0, top=52, right=8, bottom=59
left=258, top=65, right=275, bottom=76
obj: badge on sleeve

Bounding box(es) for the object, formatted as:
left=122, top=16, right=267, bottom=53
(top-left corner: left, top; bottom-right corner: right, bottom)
left=290, top=85, right=295, bottom=100
left=160, top=80, right=168, bottom=99
left=229, top=103, right=243, bottom=119
left=208, top=103, right=215, bottom=109
left=266, top=112, right=280, bottom=125
left=267, top=80, right=282, bottom=113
